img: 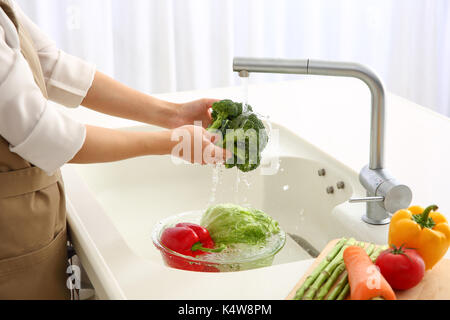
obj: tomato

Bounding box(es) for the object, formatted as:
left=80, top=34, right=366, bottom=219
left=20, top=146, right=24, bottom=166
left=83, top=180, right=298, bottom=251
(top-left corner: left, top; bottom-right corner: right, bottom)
left=375, top=245, right=425, bottom=290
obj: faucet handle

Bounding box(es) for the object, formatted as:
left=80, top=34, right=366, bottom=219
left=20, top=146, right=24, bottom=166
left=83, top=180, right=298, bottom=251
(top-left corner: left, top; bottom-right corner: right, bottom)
left=349, top=195, right=391, bottom=225
left=349, top=196, right=384, bottom=203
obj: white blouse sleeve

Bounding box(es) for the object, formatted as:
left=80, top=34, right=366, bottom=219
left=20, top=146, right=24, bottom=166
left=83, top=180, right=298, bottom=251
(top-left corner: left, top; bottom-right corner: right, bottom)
left=12, top=2, right=96, bottom=108
left=0, top=8, right=86, bottom=174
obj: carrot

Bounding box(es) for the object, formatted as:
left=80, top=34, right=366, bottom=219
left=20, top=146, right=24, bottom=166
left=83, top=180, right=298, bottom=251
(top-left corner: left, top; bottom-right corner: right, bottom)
left=343, top=246, right=396, bottom=300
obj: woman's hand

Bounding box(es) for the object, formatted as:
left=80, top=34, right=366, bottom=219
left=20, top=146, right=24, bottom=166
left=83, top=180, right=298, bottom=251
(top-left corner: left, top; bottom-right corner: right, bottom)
left=173, top=98, right=218, bottom=129
left=70, top=124, right=231, bottom=166
left=170, top=125, right=232, bottom=165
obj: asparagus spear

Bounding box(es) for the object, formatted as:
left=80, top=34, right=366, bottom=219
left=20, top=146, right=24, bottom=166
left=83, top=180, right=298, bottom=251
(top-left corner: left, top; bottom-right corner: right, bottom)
left=315, top=242, right=367, bottom=300
left=371, top=245, right=389, bottom=262
left=319, top=242, right=375, bottom=300
left=315, top=263, right=346, bottom=300
left=293, top=238, right=348, bottom=300
left=336, top=283, right=350, bottom=300
left=365, top=243, right=376, bottom=258
left=334, top=244, right=388, bottom=300
left=303, top=238, right=357, bottom=300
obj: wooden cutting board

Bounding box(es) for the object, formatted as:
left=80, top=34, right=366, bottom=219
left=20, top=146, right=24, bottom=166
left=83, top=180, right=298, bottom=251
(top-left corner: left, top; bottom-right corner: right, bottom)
left=286, top=239, right=450, bottom=300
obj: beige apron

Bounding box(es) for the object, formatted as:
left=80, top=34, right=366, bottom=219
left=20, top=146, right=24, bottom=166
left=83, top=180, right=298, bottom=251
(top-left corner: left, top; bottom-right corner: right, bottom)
left=0, top=0, right=70, bottom=300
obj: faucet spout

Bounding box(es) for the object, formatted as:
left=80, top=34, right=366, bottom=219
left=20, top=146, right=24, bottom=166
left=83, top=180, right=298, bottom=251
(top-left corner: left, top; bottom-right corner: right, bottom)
left=233, top=57, right=412, bottom=225
left=233, top=57, right=385, bottom=170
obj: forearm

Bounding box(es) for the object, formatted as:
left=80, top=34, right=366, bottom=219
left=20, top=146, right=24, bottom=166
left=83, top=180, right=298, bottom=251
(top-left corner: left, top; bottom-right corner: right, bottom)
left=69, top=125, right=173, bottom=164
left=81, top=71, right=181, bottom=129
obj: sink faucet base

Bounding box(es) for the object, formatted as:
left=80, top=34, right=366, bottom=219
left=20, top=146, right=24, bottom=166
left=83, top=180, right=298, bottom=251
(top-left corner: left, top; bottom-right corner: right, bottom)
left=362, top=215, right=391, bottom=226
left=362, top=198, right=391, bottom=225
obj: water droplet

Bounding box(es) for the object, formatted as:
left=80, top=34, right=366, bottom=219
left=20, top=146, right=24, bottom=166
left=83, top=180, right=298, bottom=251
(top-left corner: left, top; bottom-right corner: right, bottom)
left=208, top=164, right=224, bottom=206
left=298, top=210, right=306, bottom=223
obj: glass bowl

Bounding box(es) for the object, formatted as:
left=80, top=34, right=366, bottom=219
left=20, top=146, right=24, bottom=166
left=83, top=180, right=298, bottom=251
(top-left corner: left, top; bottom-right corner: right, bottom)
left=152, top=210, right=286, bottom=272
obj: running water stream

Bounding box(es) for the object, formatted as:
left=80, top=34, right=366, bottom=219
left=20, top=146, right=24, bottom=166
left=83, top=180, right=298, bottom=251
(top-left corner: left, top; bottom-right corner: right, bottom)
left=241, top=76, right=249, bottom=113
left=207, top=75, right=273, bottom=209
left=208, top=164, right=224, bottom=206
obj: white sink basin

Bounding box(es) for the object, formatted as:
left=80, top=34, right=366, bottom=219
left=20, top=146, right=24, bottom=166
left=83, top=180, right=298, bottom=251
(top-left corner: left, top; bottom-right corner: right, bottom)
left=62, top=121, right=389, bottom=299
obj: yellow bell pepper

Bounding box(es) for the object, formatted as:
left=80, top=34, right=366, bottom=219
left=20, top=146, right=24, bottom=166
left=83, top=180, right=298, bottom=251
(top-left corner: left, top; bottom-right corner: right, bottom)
left=389, top=205, right=450, bottom=270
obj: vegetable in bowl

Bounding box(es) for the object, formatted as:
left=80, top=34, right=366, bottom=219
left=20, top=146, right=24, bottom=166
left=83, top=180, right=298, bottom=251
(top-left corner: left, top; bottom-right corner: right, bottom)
left=200, top=203, right=280, bottom=246
left=153, top=206, right=285, bottom=272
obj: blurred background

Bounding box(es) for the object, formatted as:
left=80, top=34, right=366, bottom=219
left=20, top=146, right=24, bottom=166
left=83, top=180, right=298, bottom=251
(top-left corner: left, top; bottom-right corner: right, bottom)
left=16, top=0, right=450, bottom=116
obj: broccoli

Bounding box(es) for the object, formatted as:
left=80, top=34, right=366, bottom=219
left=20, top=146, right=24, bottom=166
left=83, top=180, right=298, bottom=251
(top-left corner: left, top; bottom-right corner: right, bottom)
left=208, top=99, right=243, bottom=134
left=207, top=99, right=268, bottom=172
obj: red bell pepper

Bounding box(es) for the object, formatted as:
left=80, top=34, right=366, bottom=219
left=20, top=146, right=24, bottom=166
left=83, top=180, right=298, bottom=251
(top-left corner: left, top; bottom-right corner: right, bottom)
left=161, top=222, right=225, bottom=257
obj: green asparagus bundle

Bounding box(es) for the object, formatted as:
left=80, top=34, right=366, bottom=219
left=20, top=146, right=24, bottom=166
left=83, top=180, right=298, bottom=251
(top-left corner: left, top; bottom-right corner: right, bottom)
left=293, top=238, right=349, bottom=300
left=302, top=238, right=357, bottom=300
left=293, top=237, right=388, bottom=300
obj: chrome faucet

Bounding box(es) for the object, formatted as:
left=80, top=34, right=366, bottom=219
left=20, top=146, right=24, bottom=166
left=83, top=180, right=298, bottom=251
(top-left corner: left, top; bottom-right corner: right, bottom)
left=233, top=57, right=412, bottom=225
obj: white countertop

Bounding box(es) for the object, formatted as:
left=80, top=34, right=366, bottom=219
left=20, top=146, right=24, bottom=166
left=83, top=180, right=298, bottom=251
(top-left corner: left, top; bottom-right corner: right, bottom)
left=58, top=77, right=450, bottom=299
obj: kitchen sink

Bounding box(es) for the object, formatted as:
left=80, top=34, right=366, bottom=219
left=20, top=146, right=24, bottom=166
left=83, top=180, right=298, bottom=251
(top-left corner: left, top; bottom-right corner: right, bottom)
left=62, top=121, right=389, bottom=299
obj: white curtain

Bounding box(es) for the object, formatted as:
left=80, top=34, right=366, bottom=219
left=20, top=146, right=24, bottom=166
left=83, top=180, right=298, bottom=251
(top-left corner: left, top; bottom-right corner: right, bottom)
left=15, top=0, right=450, bottom=116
